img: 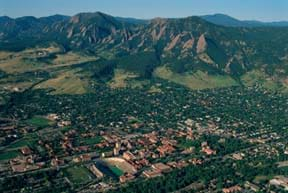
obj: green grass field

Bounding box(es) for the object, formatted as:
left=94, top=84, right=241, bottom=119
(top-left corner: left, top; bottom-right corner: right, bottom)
left=7, top=138, right=37, bottom=150
left=108, top=165, right=124, bottom=177
left=60, top=126, right=72, bottom=133
left=81, top=136, right=103, bottom=145
left=25, top=116, right=52, bottom=128
left=0, top=150, right=20, bottom=161
left=34, top=69, right=90, bottom=95
left=65, top=166, right=93, bottom=185
left=0, top=47, right=97, bottom=95
left=154, top=66, right=238, bottom=90
left=109, top=69, right=138, bottom=89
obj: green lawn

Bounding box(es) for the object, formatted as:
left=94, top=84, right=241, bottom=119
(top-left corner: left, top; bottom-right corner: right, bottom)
left=0, top=150, right=20, bottom=161
left=65, top=166, right=93, bottom=185
left=81, top=136, right=103, bottom=145
left=7, top=138, right=37, bottom=149
left=108, top=165, right=124, bottom=177
left=60, top=126, right=72, bottom=133
left=154, top=67, right=238, bottom=90
left=253, top=175, right=272, bottom=184
left=25, top=116, right=52, bottom=128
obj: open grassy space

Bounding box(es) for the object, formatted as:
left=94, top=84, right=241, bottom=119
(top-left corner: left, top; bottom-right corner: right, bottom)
left=6, top=138, right=37, bottom=150
left=108, top=165, right=124, bottom=177
left=0, top=46, right=96, bottom=74
left=253, top=175, right=273, bottom=184
left=0, top=51, right=11, bottom=60
left=60, top=126, right=72, bottom=133
left=154, top=66, right=238, bottom=90
left=64, top=166, right=93, bottom=185
left=0, top=81, right=36, bottom=92
left=52, top=51, right=97, bottom=66
left=0, top=49, right=39, bottom=73
left=241, top=70, right=285, bottom=92
left=25, top=116, right=52, bottom=128
left=81, top=136, right=103, bottom=145
left=0, top=47, right=97, bottom=94
left=34, top=69, right=90, bottom=95
left=0, top=56, right=43, bottom=74
left=242, top=70, right=274, bottom=86
left=0, top=46, right=58, bottom=73
left=109, top=69, right=138, bottom=89
left=0, top=150, right=20, bottom=161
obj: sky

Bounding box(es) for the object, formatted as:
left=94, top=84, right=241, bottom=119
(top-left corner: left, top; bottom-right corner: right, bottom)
left=1, top=0, right=288, bottom=22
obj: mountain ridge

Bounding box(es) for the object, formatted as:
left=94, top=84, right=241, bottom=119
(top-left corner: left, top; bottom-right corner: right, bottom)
left=201, top=13, right=288, bottom=27
left=2, top=12, right=288, bottom=27
left=0, top=11, right=287, bottom=92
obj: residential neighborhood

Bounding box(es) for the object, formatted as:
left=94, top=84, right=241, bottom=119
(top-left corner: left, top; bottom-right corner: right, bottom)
left=0, top=84, right=287, bottom=192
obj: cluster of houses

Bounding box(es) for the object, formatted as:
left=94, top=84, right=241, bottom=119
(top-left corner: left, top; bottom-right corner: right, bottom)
left=9, top=147, right=44, bottom=173
left=77, top=123, right=214, bottom=186
left=1, top=107, right=288, bottom=193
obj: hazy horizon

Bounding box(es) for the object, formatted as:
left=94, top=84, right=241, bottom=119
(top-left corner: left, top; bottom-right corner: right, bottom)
left=1, top=0, right=288, bottom=22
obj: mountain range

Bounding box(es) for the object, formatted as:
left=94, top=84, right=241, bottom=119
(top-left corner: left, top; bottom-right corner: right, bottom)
left=0, top=12, right=287, bottom=93
left=202, top=14, right=288, bottom=27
